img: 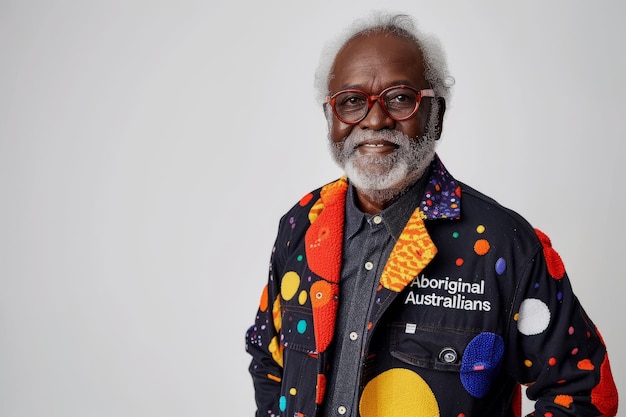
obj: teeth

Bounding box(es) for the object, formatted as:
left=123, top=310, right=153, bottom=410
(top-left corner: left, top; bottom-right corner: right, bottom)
left=363, top=143, right=384, bottom=147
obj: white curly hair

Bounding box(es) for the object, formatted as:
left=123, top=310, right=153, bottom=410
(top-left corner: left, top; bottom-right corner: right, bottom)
left=313, top=10, right=454, bottom=105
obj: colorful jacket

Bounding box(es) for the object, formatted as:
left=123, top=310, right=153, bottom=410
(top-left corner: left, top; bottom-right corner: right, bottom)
left=245, top=156, right=618, bottom=417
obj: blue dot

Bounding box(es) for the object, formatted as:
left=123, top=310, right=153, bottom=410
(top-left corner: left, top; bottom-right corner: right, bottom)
left=279, top=396, right=287, bottom=411
left=557, top=291, right=563, bottom=301
left=534, top=282, right=540, bottom=289
left=297, top=320, right=307, bottom=334
left=495, top=258, right=506, bottom=275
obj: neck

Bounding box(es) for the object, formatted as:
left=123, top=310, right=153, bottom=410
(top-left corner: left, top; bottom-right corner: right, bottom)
left=353, top=186, right=403, bottom=214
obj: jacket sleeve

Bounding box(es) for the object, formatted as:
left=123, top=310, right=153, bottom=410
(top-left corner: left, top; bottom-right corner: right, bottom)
left=506, top=229, right=618, bottom=416
left=245, top=221, right=289, bottom=417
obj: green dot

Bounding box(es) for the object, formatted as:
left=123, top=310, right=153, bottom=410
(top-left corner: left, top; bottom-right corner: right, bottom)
left=452, top=232, right=459, bottom=238
left=297, top=255, right=303, bottom=261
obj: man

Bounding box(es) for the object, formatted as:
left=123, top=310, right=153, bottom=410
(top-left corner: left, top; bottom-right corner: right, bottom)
left=245, top=11, right=618, bottom=417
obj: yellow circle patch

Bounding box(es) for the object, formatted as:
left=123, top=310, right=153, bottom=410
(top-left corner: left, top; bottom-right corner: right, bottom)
left=360, top=368, right=439, bottom=417
left=281, top=271, right=300, bottom=301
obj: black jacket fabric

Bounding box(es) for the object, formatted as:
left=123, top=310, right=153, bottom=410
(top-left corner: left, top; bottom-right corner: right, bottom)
left=245, top=156, right=618, bottom=417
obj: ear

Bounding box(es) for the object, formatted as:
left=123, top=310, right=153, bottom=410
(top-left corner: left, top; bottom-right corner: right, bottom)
left=433, top=97, right=446, bottom=140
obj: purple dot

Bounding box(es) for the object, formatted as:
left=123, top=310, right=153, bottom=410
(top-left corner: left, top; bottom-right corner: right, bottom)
left=495, top=257, right=506, bottom=275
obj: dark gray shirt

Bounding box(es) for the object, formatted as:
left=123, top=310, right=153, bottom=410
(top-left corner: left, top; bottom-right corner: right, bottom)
left=322, top=175, right=428, bottom=417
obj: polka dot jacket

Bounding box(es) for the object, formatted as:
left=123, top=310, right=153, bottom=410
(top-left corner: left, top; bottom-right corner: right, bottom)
left=245, top=155, right=618, bottom=417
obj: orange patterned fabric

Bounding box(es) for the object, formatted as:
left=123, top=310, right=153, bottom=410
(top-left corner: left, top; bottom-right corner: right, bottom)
left=379, top=207, right=438, bottom=292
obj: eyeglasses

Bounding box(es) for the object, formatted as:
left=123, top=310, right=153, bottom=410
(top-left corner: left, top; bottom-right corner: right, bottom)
left=326, top=85, right=435, bottom=125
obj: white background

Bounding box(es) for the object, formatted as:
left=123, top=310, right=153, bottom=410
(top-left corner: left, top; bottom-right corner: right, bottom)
left=1, top=1, right=624, bottom=416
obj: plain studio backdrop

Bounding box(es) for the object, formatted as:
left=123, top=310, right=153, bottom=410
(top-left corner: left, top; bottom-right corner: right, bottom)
left=1, top=0, right=624, bottom=415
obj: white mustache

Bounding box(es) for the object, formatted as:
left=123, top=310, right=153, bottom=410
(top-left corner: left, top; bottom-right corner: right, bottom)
left=342, top=129, right=411, bottom=151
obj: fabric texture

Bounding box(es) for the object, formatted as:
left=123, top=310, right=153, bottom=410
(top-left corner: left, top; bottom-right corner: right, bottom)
left=245, top=155, right=618, bottom=417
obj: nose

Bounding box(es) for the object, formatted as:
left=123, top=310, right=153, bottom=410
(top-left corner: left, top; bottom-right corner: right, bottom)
left=359, top=101, right=395, bottom=130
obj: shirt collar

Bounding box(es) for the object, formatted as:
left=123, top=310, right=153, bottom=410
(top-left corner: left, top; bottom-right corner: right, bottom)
left=344, top=154, right=461, bottom=239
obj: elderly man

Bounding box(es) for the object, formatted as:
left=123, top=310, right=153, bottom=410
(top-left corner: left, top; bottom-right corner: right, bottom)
left=245, top=11, right=618, bottom=417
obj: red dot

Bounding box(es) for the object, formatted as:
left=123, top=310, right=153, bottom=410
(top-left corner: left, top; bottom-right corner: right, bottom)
left=299, top=193, right=313, bottom=206
left=455, top=258, right=464, bottom=266
left=548, top=357, right=557, bottom=366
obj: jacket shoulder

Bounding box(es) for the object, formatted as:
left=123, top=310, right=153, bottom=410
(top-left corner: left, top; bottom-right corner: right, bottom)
left=458, top=181, right=541, bottom=245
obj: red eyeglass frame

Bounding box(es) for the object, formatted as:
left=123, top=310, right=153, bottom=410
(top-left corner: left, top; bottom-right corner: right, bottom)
left=325, top=85, right=435, bottom=125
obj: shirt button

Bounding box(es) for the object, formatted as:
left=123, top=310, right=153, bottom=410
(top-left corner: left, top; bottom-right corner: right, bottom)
left=364, top=261, right=374, bottom=270
left=349, top=331, right=358, bottom=341
left=338, top=405, right=347, bottom=415
left=372, top=215, right=382, bottom=224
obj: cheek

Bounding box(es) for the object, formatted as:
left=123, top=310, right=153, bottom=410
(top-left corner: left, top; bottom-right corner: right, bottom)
left=330, top=120, right=353, bottom=143
left=397, top=120, right=422, bottom=140
left=399, top=108, right=429, bottom=139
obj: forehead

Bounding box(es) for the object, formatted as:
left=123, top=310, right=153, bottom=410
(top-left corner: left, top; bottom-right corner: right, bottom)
left=330, top=32, right=427, bottom=91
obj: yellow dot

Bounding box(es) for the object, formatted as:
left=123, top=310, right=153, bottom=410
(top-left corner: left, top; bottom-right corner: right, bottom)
left=524, top=359, right=533, bottom=367
left=476, top=225, right=486, bottom=233
left=298, top=290, right=308, bottom=305
left=360, top=368, right=439, bottom=417
left=514, top=313, right=519, bottom=321
left=281, top=271, right=300, bottom=301
left=289, top=387, right=297, bottom=395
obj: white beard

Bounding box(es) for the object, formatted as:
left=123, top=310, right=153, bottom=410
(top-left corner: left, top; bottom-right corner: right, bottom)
left=329, top=129, right=438, bottom=205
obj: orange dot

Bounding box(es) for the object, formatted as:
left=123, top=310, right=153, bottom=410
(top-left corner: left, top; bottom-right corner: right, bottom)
left=524, top=359, right=533, bottom=367
left=259, top=285, right=269, bottom=312
left=554, top=394, right=573, bottom=408
left=474, top=239, right=490, bottom=255
left=310, top=281, right=332, bottom=308
left=367, top=322, right=373, bottom=330
left=513, top=313, right=519, bottom=321
left=577, top=359, right=595, bottom=371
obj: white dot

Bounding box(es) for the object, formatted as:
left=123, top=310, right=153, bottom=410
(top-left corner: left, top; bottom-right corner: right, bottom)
left=517, top=298, right=551, bottom=336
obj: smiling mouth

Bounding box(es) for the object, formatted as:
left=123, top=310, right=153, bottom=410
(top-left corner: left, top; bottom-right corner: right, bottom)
left=355, top=140, right=399, bottom=153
